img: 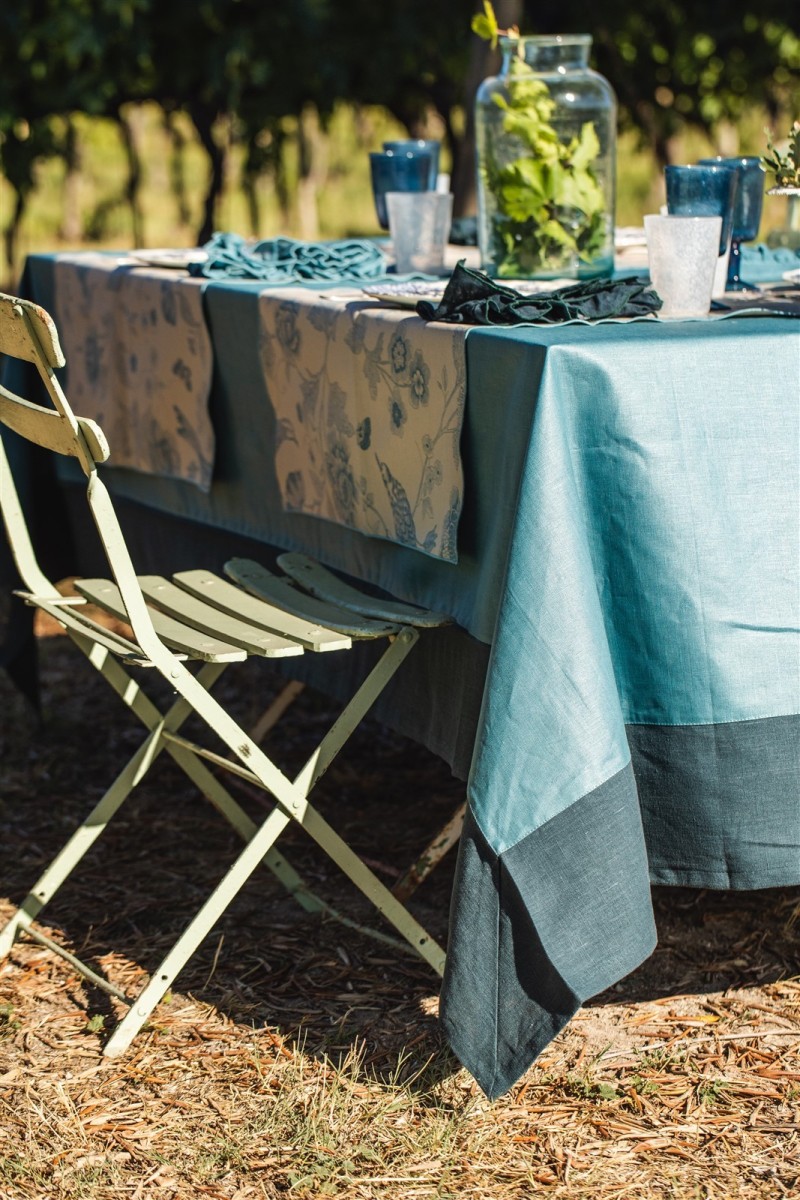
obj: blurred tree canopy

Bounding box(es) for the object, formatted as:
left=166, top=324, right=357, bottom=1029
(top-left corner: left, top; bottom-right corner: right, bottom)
left=0, top=0, right=798, bottom=260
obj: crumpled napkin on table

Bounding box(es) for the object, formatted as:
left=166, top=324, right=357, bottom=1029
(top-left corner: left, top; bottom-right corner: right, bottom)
left=417, top=260, right=662, bottom=324
left=189, top=231, right=389, bottom=282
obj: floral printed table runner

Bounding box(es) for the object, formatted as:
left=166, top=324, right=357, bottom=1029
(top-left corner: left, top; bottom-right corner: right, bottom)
left=258, top=289, right=467, bottom=562
left=52, top=254, right=214, bottom=490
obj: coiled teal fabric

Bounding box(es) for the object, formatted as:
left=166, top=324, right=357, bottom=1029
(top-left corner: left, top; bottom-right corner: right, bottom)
left=190, top=232, right=388, bottom=282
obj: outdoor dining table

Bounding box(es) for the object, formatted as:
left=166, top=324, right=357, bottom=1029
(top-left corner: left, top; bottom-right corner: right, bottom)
left=2, top=249, right=798, bottom=1099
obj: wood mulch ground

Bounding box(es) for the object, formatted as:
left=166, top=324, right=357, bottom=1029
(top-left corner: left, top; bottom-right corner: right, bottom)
left=0, top=614, right=798, bottom=1199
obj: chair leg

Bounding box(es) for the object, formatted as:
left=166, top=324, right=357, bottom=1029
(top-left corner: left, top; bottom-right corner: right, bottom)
left=292, top=629, right=420, bottom=795
left=191, top=632, right=448, bottom=972
left=0, top=640, right=222, bottom=958
left=75, top=636, right=328, bottom=915
left=250, top=679, right=305, bottom=744
left=392, top=801, right=467, bottom=901
left=88, top=626, right=432, bottom=943
left=7, top=624, right=444, bottom=1053
left=298, top=804, right=446, bottom=975
left=105, top=637, right=446, bottom=1055
left=151, top=629, right=429, bottom=948
left=104, top=756, right=446, bottom=1058
left=0, top=724, right=164, bottom=956
left=103, top=802, right=293, bottom=1056
left=0, top=644, right=320, bottom=974
left=0, top=638, right=222, bottom=960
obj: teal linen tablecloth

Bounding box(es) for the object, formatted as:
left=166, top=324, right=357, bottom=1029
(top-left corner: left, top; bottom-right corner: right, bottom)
left=2, top=253, right=799, bottom=1099
left=441, top=318, right=799, bottom=1094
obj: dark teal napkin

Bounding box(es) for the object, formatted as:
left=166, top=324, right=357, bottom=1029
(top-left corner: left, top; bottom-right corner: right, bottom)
left=417, top=261, right=662, bottom=324
left=448, top=216, right=478, bottom=246
left=190, top=232, right=388, bottom=282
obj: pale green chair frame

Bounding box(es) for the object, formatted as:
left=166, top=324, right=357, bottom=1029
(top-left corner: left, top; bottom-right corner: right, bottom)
left=0, top=291, right=449, bottom=1056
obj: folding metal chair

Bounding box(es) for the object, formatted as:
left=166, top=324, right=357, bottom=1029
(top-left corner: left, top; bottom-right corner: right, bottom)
left=0, top=291, right=451, bottom=1056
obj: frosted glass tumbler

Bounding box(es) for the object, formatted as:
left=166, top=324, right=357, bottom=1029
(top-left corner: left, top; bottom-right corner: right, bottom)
left=644, top=214, right=722, bottom=318
left=386, top=191, right=453, bottom=275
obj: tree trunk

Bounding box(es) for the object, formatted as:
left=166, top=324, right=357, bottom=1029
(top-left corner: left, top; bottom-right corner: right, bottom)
left=241, top=152, right=261, bottom=238
left=272, top=127, right=292, bottom=231
left=59, top=117, right=82, bottom=243
left=296, top=104, right=328, bottom=240
left=117, top=106, right=145, bottom=248
left=3, top=187, right=27, bottom=284
left=163, top=108, right=192, bottom=228
left=192, top=104, right=225, bottom=247
left=0, top=130, right=37, bottom=283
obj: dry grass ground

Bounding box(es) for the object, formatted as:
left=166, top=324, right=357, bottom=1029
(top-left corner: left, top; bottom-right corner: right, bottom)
left=0, top=620, right=798, bottom=1200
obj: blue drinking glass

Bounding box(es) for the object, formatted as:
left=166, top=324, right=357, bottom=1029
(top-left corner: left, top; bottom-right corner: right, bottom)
left=664, top=165, right=738, bottom=256
left=369, top=151, right=434, bottom=230
left=698, top=156, right=765, bottom=289
left=382, top=139, right=440, bottom=189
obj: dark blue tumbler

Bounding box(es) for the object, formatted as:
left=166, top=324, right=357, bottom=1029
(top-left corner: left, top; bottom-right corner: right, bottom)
left=369, top=151, right=434, bottom=230
left=665, top=164, right=738, bottom=255
left=698, top=156, right=765, bottom=289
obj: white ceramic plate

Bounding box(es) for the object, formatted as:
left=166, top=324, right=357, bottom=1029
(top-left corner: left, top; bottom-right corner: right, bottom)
left=363, top=281, right=451, bottom=308
left=127, top=249, right=208, bottom=270
left=363, top=278, right=573, bottom=308
left=615, top=226, right=648, bottom=248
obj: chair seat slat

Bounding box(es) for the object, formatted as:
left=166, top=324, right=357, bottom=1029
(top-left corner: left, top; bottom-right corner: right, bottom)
left=224, top=559, right=397, bottom=640
left=138, top=576, right=305, bottom=659
left=277, top=552, right=451, bottom=628
left=174, top=569, right=354, bottom=651
left=75, top=578, right=247, bottom=662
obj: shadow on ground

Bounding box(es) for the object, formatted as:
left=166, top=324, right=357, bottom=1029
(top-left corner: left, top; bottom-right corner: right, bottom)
left=1, top=634, right=797, bottom=1088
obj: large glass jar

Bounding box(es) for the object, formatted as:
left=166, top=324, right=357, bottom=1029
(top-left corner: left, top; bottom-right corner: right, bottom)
left=475, top=34, right=617, bottom=280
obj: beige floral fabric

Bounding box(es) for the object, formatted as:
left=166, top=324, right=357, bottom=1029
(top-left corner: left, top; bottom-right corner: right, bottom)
left=258, top=288, right=467, bottom=562
left=52, top=254, right=214, bottom=490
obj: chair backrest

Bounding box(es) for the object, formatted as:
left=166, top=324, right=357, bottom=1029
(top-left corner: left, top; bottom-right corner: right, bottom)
left=0, top=293, right=109, bottom=468
left=0, top=291, right=65, bottom=369
left=0, top=291, right=165, bottom=658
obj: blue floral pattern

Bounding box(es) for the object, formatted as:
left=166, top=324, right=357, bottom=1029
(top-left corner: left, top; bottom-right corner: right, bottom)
left=259, top=288, right=467, bottom=563
left=52, top=254, right=214, bottom=490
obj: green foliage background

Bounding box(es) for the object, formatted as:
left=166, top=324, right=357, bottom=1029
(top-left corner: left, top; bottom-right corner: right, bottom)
left=0, top=0, right=797, bottom=284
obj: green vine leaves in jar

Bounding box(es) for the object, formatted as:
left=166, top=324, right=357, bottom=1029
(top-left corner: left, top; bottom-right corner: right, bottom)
left=475, top=34, right=618, bottom=280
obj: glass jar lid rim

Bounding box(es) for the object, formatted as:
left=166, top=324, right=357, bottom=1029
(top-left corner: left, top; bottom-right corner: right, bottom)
left=499, top=33, right=592, bottom=47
